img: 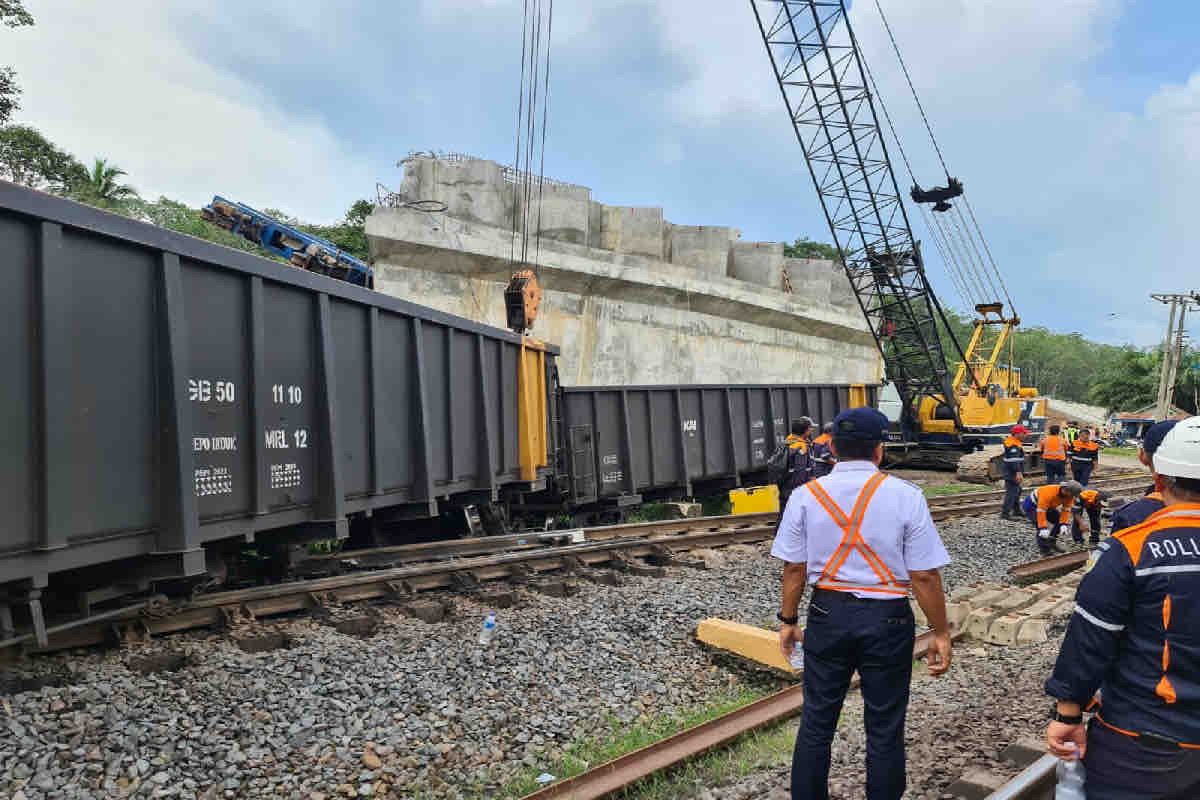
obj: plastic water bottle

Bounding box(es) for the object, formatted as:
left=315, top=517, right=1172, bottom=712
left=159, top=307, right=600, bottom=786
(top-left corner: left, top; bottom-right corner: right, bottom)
left=788, top=645, right=804, bottom=672
left=478, top=611, right=497, bottom=646
left=1055, top=742, right=1086, bottom=799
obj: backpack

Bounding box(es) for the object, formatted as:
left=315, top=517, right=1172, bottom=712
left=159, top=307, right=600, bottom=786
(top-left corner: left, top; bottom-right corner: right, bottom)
left=767, top=443, right=791, bottom=486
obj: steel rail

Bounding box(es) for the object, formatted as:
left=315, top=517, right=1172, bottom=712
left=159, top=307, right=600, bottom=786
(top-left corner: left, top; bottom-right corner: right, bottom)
left=519, top=631, right=943, bottom=800
left=1008, top=550, right=1090, bottom=580
left=984, top=754, right=1058, bottom=800
left=5, top=473, right=1145, bottom=654
left=10, top=522, right=775, bottom=653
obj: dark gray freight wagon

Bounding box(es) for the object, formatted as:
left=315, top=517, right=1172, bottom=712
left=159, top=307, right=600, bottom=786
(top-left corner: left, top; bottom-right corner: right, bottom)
left=0, top=182, right=555, bottom=642
left=559, top=384, right=875, bottom=507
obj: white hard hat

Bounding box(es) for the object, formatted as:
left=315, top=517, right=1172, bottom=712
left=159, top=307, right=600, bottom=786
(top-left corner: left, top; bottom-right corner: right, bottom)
left=1152, top=416, right=1200, bottom=479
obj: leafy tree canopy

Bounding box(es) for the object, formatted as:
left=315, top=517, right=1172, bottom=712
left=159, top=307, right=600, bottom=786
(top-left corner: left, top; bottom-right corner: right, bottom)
left=0, top=1, right=34, bottom=126
left=783, top=236, right=839, bottom=261
left=0, top=124, right=83, bottom=190
left=0, top=0, right=34, bottom=27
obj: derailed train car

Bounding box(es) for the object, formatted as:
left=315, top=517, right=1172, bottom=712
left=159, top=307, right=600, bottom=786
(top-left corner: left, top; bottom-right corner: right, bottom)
left=0, top=181, right=874, bottom=643
left=0, top=182, right=555, bottom=641
left=550, top=384, right=874, bottom=522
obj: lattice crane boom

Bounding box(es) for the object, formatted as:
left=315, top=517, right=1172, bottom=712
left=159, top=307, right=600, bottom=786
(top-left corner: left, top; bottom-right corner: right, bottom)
left=749, top=0, right=964, bottom=435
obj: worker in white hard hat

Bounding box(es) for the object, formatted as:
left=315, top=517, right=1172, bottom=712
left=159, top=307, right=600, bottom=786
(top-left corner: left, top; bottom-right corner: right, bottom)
left=1044, top=416, right=1200, bottom=798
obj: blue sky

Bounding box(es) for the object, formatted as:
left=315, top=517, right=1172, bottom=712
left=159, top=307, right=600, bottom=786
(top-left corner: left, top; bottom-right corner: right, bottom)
left=6, top=0, right=1200, bottom=347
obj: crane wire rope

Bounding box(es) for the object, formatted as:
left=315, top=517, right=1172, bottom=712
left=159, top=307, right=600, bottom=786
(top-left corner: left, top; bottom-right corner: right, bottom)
left=533, top=0, right=554, bottom=271
left=871, top=0, right=1018, bottom=317
left=509, top=0, right=554, bottom=277
left=949, top=204, right=1002, bottom=302
left=509, top=0, right=532, bottom=267
left=860, top=47, right=979, bottom=310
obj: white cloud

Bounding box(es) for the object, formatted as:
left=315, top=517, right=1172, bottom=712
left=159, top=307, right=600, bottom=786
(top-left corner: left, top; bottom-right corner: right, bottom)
left=5, top=0, right=372, bottom=222
left=645, top=0, right=1200, bottom=345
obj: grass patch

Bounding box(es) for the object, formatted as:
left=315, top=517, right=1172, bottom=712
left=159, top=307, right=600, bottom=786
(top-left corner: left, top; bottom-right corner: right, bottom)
left=1102, top=446, right=1138, bottom=458
left=922, top=482, right=984, bottom=498
left=626, top=502, right=675, bottom=524
left=495, top=686, right=777, bottom=799
left=701, top=493, right=732, bottom=517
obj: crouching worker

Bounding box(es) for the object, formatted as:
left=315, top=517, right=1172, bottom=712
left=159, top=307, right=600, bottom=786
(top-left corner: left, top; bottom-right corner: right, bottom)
left=1044, top=416, right=1200, bottom=799
left=1021, top=481, right=1085, bottom=556
left=771, top=407, right=953, bottom=800
left=1073, top=489, right=1108, bottom=546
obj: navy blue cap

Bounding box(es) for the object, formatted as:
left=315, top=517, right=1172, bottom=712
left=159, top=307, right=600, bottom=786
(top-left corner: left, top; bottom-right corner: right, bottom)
left=1142, top=420, right=1178, bottom=455
left=832, top=407, right=890, bottom=442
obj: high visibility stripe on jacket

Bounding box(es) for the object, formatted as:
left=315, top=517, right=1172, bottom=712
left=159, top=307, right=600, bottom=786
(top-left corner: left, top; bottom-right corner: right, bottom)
left=1045, top=503, right=1200, bottom=745
left=1042, top=435, right=1067, bottom=461
left=807, top=473, right=910, bottom=597
left=1070, top=440, right=1100, bottom=464
left=1028, top=484, right=1078, bottom=528
left=1001, top=435, right=1026, bottom=481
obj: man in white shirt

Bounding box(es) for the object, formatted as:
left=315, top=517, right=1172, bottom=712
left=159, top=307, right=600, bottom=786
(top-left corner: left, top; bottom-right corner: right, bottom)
left=772, top=407, right=953, bottom=800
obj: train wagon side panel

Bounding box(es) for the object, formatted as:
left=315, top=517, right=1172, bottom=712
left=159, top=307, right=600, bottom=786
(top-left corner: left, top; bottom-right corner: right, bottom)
left=0, top=182, right=558, bottom=592
left=560, top=384, right=879, bottom=504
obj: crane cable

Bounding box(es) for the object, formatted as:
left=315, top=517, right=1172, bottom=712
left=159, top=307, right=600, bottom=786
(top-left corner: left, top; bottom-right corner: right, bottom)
left=509, top=0, right=555, bottom=276
left=871, top=0, right=1017, bottom=316
left=860, top=48, right=981, bottom=311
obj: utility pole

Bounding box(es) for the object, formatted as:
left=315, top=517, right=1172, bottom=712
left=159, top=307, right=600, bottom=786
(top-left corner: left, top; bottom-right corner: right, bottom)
left=1151, top=293, right=1200, bottom=420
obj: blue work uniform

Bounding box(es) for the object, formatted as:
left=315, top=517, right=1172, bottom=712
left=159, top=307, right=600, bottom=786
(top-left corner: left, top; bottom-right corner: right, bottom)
left=1045, top=505, right=1200, bottom=799
left=772, top=460, right=950, bottom=800
left=1000, top=436, right=1026, bottom=517
left=1110, top=491, right=1164, bottom=535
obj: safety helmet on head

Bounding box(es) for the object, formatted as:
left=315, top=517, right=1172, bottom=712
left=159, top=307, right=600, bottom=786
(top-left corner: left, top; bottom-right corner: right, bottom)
left=1059, top=480, right=1083, bottom=497
left=1152, top=416, right=1200, bottom=479
left=1011, top=424, right=1030, bottom=436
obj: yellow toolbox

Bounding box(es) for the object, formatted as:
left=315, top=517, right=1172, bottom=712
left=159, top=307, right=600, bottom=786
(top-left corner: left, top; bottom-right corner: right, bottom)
left=729, top=485, right=780, bottom=515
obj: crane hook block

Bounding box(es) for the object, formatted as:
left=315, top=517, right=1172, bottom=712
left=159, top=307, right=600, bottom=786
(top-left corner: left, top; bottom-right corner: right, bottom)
left=505, top=268, right=543, bottom=335
left=910, top=177, right=964, bottom=210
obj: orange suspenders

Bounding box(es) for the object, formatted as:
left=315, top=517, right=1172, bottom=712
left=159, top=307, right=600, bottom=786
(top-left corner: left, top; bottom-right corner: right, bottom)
left=806, top=472, right=910, bottom=597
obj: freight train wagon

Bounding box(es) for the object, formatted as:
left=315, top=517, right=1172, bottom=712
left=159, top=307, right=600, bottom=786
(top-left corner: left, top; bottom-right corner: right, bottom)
left=549, top=384, right=875, bottom=522
left=0, top=182, right=556, bottom=643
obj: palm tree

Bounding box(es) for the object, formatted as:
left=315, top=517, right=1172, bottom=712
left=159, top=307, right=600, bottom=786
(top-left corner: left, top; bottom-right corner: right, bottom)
left=74, top=157, right=138, bottom=208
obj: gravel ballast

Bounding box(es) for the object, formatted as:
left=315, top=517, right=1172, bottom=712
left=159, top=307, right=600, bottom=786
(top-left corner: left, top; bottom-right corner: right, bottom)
left=703, top=629, right=1067, bottom=800
left=0, top=509, right=1059, bottom=799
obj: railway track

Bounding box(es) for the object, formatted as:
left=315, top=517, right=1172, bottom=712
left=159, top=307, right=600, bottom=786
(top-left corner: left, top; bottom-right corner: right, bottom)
left=520, top=630, right=946, bottom=800
left=2, top=474, right=1145, bottom=656
left=926, top=473, right=1149, bottom=521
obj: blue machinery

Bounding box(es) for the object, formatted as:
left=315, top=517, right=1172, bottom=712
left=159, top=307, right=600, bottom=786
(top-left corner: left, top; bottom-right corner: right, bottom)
left=202, top=196, right=373, bottom=288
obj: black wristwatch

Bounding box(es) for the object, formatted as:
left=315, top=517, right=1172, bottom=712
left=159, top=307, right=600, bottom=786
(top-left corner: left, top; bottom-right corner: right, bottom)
left=1050, top=705, right=1084, bottom=725
left=777, top=612, right=799, bottom=625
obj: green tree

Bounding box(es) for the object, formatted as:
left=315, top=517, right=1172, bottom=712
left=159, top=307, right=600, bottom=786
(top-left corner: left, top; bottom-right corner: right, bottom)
left=783, top=235, right=839, bottom=261
left=72, top=157, right=139, bottom=209
left=0, top=1, right=34, bottom=126
left=295, top=199, right=374, bottom=261
left=1088, top=347, right=1160, bottom=412
left=0, top=124, right=84, bottom=191
left=128, top=196, right=265, bottom=256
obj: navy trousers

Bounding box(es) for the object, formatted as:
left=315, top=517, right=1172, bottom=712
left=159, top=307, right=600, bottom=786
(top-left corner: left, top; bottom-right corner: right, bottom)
left=792, top=590, right=915, bottom=800
left=1083, top=721, right=1200, bottom=799
left=1044, top=460, right=1066, bottom=484
left=1001, top=479, right=1022, bottom=516
left=1072, top=506, right=1102, bottom=544
left=1072, top=462, right=1094, bottom=486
